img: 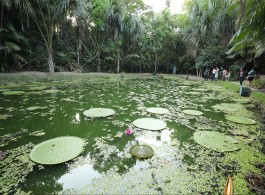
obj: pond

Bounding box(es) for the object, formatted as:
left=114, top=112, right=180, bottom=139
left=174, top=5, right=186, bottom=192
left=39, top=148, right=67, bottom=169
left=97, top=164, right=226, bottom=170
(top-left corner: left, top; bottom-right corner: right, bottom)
left=0, top=76, right=264, bottom=194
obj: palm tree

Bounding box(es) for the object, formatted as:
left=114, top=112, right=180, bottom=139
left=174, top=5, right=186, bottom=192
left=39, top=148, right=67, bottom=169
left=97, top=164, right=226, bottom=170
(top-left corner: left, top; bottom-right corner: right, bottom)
left=105, top=0, right=144, bottom=73
left=32, top=0, right=91, bottom=73
left=227, top=0, right=265, bottom=57
left=0, top=22, right=28, bottom=71
left=32, top=0, right=70, bottom=73
left=105, top=0, right=126, bottom=73
left=0, top=0, right=32, bottom=71
left=184, top=0, right=233, bottom=75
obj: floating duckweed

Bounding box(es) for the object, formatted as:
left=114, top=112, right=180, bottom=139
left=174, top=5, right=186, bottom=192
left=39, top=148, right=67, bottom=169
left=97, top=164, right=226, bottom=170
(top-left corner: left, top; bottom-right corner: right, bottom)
left=29, top=130, right=45, bottom=137
left=0, top=143, right=35, bottom=194
left=183, top=109, right=203, bottom=116
left=0, top=129, right=28, bottom=147
left=0, top=88, right=11, bottom=92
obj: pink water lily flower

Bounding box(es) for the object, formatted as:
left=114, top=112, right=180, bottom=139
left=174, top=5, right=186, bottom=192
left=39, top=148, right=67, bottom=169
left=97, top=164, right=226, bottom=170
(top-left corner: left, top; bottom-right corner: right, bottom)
left=124, top=128, right=134, bottom=135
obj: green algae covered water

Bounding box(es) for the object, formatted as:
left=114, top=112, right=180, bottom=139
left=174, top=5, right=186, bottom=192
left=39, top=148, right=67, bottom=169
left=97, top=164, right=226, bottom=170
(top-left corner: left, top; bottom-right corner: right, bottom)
left=0, top=77, right=264, bottom=194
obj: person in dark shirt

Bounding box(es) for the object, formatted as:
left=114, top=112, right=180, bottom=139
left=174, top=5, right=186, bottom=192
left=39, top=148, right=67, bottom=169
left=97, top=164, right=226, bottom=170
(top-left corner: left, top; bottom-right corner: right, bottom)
left=247, top=68, right=256, bottom=85
left=204, top=68, right=209, bottom=81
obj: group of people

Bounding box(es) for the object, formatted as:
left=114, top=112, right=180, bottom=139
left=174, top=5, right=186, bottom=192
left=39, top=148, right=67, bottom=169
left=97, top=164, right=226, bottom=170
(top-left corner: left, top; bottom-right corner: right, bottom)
left=203, top=67, right=256, bottom=85
left=203, top=67, right=230, bottom=81
left=239, top=67, right=256, bottom=85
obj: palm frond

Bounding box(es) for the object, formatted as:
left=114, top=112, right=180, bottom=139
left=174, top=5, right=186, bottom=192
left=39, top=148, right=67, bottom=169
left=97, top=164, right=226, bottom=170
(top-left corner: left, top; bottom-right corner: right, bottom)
left=4, top=41, right=21, bottom=52
left=2, top=0, right=12, bottom=10
left=123, top=54, right=140, bottom=62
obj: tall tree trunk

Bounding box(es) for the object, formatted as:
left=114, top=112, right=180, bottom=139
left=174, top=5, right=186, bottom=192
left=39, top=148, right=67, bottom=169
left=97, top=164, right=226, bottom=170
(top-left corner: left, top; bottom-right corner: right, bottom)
left=0, top=2, right=3, bottom=31
left=97, top=52, right=101, bottom=72
left=154, top=52, right=158, bottom=75
left=117, top=49, right=120, bottom=74
left=77, top=26, right=82, bottom=66
left=77, top=38, right=81, bottom=66
left=48, top=49, right=55, bottom=73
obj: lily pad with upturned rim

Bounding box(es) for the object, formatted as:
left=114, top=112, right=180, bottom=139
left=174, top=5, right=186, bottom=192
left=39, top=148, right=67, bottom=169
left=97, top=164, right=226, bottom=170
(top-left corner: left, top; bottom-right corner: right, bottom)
left=83, top=108, right=115, bottom=118
left=226, top=116, right=256, bottom=125
left=183, top=109, right=203, bottom=116
left=28, top=86, right=47, bottom=91
left=29, top=136, right=85, bottom=165
left=212, top=103, right=243, bottom=113
left=26, top=106, right=41, bottom=111
left=146, top=107, right=169, bottom=114
left=193, top=131, right=239, bottom=152
left=130, top=145, right=154, bottom=159
left=2, top=91, right=25, bottom=95
left=133, top=118, right=167, bottom=131
left=45, top=89, right=60, bottom=93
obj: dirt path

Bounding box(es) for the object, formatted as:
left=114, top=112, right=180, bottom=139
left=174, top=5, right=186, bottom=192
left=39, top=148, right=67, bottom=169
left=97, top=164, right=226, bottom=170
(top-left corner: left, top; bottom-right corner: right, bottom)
left=175, top=74, right=265, bottom=94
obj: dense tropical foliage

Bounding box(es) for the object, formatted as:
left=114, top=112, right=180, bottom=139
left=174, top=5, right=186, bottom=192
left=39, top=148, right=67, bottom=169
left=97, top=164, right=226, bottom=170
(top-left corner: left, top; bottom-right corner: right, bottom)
left=0, top=0, right=264, bottom=74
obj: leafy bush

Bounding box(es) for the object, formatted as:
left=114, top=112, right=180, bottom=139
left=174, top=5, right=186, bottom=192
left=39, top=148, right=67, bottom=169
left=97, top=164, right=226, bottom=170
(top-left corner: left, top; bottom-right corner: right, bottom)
left=250, top=79, right=265, bottom=89
left=196, top=46, right=227, bottom=69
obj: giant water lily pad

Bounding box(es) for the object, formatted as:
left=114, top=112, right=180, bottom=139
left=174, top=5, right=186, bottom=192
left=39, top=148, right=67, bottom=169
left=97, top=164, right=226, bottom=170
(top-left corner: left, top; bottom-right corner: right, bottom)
left=45, top=89, right=60, bottom=93
left=28, top=86, right=46, bottom=91
left=83, top=108, right=115, bottom=118
left=30, top=136, right=85, bottom=165
left=146, top=107, right=169, bottom=114
left=0, top=114, right=12, bottom=120
left=212, top=103, right=243, bottom=113
left=26, top=106, right=41, bottom=111
left=183, top=109, right=203, bottom=116
left=130, top=145, right=154, bottom=159
left=193, top=131, right=239, bottom=152
left=133, top=118, right=167, bottom=130
left=2, top=91, right=25, bottom=95
left=226, top=116, right=256, bottom=125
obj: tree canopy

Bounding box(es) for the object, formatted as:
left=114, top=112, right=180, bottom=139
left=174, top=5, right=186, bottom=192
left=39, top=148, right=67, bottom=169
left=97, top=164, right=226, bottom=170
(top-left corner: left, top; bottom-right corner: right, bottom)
left=0, top=0, right=264, bottom=74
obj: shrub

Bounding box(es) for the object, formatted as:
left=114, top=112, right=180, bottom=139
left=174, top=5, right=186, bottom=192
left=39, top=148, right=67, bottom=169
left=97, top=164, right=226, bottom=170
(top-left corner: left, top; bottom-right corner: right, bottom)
left=251, top=79, right=265, bottom=89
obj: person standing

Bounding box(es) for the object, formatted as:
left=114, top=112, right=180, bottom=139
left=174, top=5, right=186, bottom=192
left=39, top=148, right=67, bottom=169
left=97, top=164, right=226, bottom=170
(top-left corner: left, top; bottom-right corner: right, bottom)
left=204, top=68, right=209, bottom=81
left=239, top=68, right=244, bottom=85
left=247, top=67, right=256, bottom=85
left=211, top=67, right=216, bottom=80
left=222, top=69, right=227, bottom=81
left=215, top=67, right=219, bottom=80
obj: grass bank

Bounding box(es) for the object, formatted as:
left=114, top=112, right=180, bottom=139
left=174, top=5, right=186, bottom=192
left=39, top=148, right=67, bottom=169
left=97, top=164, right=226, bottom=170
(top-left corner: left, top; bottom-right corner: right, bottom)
left=0, top=72, right=152, bottom=85
left=219, top=81, right=265, bottom=111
